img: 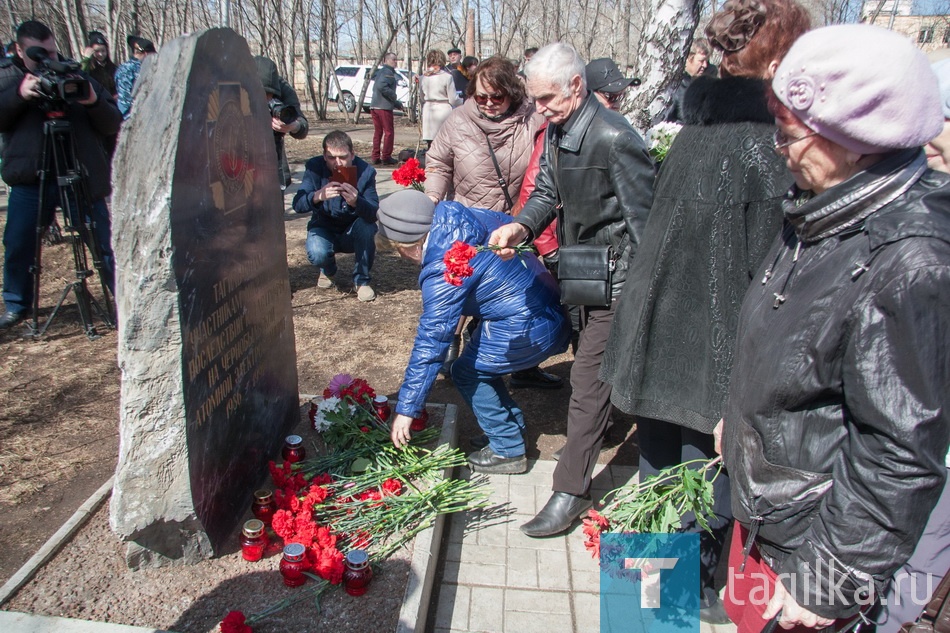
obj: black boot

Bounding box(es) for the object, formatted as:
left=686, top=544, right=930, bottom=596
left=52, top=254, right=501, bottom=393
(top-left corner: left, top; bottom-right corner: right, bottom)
left=466, top=446, right=527, bottom=474
left=509, top=366, right=563, bottom=389
left=440, top=335, right=461, bottom=378
left=520, top=491, right=592, bottom=537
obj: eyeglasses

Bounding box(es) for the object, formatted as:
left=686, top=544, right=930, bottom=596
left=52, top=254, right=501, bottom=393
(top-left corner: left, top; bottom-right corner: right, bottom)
left=473, top=92, right=507, bottom=105
left=773, top=129, right=818, bottom=151
left=599, top=90, right=626, bottom=104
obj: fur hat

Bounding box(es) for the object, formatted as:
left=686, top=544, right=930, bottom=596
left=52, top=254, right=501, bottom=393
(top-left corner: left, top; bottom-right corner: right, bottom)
left=773, top=24, right=943, bottom=155
left=377, top=190, right=435, bottom=243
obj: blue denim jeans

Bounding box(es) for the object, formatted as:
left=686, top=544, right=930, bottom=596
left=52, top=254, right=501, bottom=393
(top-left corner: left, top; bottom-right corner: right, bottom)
left=451, top=351, right=526, bottom=458
left=2, top=183, right=114, bottom=315
left=305, top=217, right=377, bottom=286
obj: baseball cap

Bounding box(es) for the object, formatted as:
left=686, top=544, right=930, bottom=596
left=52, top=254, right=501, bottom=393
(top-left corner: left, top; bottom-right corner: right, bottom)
left=586, top=58, right=639, bottom=93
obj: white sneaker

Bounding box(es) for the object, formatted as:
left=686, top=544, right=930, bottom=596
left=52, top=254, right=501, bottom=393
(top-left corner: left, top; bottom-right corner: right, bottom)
left=317, top=271, right=334, bottom=289
left=356, top=285, right=376, bottom=302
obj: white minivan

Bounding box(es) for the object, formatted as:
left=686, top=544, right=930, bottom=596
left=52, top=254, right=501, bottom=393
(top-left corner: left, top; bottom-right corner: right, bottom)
left=327, top=64, right=415, bottom=113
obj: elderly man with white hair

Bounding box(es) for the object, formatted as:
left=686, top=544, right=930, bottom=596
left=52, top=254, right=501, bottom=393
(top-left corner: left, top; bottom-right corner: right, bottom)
left=489, top=42, right=655, bottom=537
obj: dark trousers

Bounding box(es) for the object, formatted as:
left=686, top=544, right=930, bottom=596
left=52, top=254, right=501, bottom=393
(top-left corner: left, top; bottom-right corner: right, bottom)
left=552, top=302, right=615, bottom=496
left=2, top=183, right=114, bottom=315
left=371, top=109, right=394, bottom=161
left=637, top=416, right=732, bottom=592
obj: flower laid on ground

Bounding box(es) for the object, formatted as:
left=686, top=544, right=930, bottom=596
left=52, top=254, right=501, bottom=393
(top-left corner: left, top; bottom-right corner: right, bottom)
left=219, top=374, right=491, bottom=630
left=220, top=610, right=252, bottom=633
left=392, top=157, right=426, bottom=191
left=582, top=456, right=722, bottom=563
left=442, top=240, right=533, bottom=286
left=645, top=121, right=683, bottom=163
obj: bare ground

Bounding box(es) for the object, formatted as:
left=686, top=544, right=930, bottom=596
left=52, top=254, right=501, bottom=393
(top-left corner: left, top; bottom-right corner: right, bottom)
left=0, top=113, right=638, bottom=630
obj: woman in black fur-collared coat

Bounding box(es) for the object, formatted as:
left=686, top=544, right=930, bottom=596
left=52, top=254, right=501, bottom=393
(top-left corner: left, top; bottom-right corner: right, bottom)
left=599, top=0, right=811, bottom=619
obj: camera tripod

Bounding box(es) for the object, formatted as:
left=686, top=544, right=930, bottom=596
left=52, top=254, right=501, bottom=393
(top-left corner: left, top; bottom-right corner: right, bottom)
left=29, top=116, right=115, bottom=340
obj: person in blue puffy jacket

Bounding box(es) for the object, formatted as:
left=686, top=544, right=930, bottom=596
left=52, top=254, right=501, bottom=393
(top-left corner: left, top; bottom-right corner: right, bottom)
left=378, top=189, right=570, bottom=474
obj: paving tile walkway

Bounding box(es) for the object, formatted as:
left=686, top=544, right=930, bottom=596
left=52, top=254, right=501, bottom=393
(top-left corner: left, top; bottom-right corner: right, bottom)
left=433, top=459, right=737, bottom=633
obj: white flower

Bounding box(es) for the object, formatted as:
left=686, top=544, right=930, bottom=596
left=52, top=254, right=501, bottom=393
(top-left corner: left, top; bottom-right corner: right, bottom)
left=313, top=397, right=342, bottom=432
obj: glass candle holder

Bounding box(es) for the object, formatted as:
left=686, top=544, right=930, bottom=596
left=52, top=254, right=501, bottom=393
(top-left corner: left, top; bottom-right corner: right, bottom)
left=342, top=549, right=373, bottom=596
left=251, top=489, right=276, bottom=526
left=410, top=408, right=429, bottom=432
left=282, top=435, right=306, bottom=463
left=241, top=519, right=267, bottom=562
left=373, top=395, right=391, bottom=423
left=280, top=543, right=308, bottom=587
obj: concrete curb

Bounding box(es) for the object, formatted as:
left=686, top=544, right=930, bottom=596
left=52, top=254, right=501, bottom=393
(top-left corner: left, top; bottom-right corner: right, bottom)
left=0, top=476, right=114, bottom=607
left=0, top=611, right=170, bottom=632
left=396, top=403, right=458, bottom=633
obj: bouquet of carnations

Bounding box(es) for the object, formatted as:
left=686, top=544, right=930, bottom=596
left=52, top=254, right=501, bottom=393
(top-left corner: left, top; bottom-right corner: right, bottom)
left=645, top=121, right=683, bottom=163
left=582, top=457, right=722, bottom=559
left=392, top=157, right=426, bottom=191
left=442, top=240, right=533, bottom=286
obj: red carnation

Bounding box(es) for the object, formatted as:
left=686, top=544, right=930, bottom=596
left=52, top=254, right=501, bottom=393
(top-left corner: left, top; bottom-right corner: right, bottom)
left=382, top=478, right=403, bottom=496
left=582, top=509, right=610, bottom=559
left=220, top=610, right=252, bottom=633
left=443, top=241, right=478, bottom=286
left=392, top=157, right=426, bottom=190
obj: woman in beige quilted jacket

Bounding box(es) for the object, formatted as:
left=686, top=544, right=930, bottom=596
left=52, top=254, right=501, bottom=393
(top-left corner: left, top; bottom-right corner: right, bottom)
left=420, top=49, right=462, bottom=145
left=425, top=56, right=543, bottom=214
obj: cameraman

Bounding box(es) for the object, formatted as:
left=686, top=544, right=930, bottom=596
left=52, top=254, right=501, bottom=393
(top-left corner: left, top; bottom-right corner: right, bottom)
left=0, top=20, right=120, bottom=330
left=254, top=55, right=308, bottom=190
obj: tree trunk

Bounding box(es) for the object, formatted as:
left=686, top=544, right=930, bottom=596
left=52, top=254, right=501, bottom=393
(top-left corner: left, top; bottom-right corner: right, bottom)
left=629, top=0, right=701, bottom=133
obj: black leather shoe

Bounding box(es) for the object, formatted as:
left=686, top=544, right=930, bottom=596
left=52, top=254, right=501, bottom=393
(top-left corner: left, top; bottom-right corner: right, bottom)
left=466, top=446, right=527, bottom=474
left=381, top=157, right=399, bottom=166
left=521, top=491, right=592, bottom=537
left=0, top=311, right=24, bottom=330
left=700, top=588, right=732, bottom=625
left=509, top=366, right=563, bottom=390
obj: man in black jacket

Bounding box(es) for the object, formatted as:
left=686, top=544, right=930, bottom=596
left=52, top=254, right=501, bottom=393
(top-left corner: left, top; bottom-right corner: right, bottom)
left=0, top=20, right=121, bottom=329
left=488, top=42, right=655, bottom=536
left=370, top=52, right=400, bottom=166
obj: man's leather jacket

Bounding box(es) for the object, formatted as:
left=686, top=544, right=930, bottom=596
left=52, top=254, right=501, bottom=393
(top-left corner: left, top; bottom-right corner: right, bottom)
left=516, top=91, right=654, bottom=299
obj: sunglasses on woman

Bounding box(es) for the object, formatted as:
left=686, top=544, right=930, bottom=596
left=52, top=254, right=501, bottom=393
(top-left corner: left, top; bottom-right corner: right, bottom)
left=473, top=92, right=507, bottom=105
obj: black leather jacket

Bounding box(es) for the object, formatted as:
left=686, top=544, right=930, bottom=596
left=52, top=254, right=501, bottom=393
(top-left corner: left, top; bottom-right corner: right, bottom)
left=517, top=91, right=654, bottom=298
left=723, top=149, right=950, bottom=619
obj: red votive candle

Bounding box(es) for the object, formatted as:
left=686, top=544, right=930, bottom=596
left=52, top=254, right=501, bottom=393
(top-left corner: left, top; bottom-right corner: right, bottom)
left=251, top=489, right=276, bottom=526
left=410, top=409, right=429, bottom=432
left=280, top=543, right=308, bottom=587
left=282, top=435, right=306, bottom=463
left=241, top=519, right=267, bottom=562
left=373, top=395, right=391, bottom=423
left=343, top=549, right=373, bottom=596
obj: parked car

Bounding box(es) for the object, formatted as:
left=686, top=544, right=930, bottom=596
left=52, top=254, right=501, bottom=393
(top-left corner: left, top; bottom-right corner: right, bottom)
left=327, top=64, right=415, bottom=113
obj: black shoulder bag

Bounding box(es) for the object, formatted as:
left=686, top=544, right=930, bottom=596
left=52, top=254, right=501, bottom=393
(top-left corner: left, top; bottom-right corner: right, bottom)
left=548, top=142, right=626, bottom=307
left=483, top=131, right=515, bottom=214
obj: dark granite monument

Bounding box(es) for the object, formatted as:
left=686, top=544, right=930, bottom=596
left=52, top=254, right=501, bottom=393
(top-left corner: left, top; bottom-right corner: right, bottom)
left=109, top=28, right=299, bottom=567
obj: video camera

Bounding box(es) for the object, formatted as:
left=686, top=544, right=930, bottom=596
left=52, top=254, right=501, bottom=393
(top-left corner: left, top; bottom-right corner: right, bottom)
left=26, top=46, right=91, bottom=104
left=267, top=97, right=297, bottom=125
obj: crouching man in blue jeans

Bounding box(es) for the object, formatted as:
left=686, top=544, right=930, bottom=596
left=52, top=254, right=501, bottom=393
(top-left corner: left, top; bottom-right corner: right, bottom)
left=379, top=189, right=570, bottom=474
left=293, top=130, right=380, bottom=302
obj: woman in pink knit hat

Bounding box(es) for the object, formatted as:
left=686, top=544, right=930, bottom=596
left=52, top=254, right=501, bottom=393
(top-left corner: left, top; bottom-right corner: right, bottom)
left=717, top=23, right=950, bottom=633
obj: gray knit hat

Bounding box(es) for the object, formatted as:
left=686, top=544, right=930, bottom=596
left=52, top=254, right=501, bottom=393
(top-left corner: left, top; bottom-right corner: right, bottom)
left=377, top=190, right=435, bottom=243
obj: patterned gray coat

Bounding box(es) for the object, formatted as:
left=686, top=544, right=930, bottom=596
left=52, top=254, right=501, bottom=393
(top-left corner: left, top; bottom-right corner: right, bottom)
left=600, top=76, right=790, bottom=433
